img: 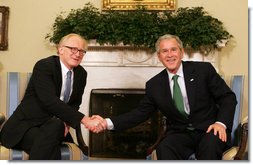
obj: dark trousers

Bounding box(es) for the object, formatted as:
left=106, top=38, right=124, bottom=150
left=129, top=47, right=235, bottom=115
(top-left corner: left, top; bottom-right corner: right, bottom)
left=156, top=129, right=229, bottom=160
left=15, top=118, right=66, bottom=160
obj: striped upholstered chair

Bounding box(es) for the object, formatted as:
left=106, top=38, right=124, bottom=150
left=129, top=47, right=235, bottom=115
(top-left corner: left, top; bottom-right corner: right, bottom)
left=146, top=75, right=248, bottom=160
left=0, top=72, right=88, bottom=160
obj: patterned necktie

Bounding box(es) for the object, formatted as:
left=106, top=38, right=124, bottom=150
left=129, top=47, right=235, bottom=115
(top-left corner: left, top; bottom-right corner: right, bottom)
left=63, top=71, right=72, bottom=103
left=172, top=75, right=187, bottom=118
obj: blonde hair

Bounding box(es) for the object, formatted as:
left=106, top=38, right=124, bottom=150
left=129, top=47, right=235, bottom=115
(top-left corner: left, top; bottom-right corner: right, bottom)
left=58, top=33, right=88, bottom=50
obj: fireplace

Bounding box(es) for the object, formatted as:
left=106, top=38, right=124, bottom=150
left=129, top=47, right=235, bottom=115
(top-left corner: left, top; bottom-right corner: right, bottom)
left=89, top=88, right=162, bottom=159
left=79, top=46, right=218, bottom=159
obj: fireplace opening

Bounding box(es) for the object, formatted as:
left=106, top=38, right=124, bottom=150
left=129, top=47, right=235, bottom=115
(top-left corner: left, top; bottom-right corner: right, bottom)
left=89, top=88, right=162, bottom=159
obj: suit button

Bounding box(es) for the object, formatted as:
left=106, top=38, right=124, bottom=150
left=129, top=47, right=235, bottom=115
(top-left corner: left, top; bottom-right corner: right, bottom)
left=187, top=123, right=194, bottom=131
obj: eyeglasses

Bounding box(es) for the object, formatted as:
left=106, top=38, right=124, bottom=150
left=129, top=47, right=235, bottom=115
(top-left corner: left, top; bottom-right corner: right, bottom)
left=63, top=45, right=87, bottom=56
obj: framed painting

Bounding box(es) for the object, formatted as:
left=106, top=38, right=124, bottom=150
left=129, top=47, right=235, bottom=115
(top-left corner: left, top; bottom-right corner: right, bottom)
left=0, top=6, right=9, bottom=50
left=102, top=0, right=176, bottom=11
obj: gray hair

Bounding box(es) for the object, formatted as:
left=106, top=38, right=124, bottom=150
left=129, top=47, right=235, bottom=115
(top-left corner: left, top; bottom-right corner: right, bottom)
left=155, top=34, right=183, bottom=53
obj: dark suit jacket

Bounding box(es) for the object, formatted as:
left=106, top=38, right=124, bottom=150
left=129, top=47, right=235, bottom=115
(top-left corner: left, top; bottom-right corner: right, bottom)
left=0, top=55, right=87, bottom=148
left=111, top=61, right=237, bottom=133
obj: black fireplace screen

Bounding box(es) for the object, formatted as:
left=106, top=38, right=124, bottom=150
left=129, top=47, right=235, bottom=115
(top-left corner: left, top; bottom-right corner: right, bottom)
left=89, top=89, right=161, bottom=159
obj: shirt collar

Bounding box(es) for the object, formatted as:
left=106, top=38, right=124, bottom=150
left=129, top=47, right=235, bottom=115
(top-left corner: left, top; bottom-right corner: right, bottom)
left=166, top=63, right=184, bottom=81
left=60, top=60, right=72, bottom=76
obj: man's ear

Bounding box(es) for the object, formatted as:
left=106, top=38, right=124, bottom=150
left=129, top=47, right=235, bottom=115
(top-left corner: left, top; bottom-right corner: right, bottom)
left=180, top=48, right=185, bottom=59
left=58, top=47, right=64, bottom=55
left=157, top=52, right=162, bottom=62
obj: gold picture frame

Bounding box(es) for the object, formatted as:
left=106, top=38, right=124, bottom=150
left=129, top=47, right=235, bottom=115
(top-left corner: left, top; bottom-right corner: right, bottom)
left=0, top=6, right=9, bottom=50
left=102, top=0, right=176, bottom=11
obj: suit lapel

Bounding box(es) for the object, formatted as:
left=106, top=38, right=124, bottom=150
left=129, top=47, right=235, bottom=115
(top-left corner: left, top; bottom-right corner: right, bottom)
left=70, top=67, right=81, bottom=101
left=159, top=69, right=174, bottom=110
left=182, top=62, right=196, bottom=112
left=54, top=56, right=63, bottom=96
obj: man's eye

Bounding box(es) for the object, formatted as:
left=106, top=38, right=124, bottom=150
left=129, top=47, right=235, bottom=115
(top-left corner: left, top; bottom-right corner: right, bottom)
left=73, top=48, right=78, bottom=52
left=162, top=50, right=168, bottom=53
left=171, top=48, right=177, bottom=51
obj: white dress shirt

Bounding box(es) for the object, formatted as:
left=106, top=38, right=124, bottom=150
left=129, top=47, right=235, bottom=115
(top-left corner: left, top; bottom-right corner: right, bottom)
left=60, top=60, right=73, bottom=102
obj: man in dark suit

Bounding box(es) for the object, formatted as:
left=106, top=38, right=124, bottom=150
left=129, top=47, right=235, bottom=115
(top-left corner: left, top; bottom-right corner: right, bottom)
left=91, top=34, right=237, bottom=160
left=0, top=33, right=103, bottom=160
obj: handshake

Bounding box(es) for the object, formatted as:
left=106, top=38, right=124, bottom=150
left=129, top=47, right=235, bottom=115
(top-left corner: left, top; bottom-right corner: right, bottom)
left=81, top=115, right=108, bottom=133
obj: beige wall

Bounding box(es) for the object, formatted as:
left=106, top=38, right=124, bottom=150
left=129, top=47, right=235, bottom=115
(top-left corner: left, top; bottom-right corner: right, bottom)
left=0, top=0, right=248, bottom=117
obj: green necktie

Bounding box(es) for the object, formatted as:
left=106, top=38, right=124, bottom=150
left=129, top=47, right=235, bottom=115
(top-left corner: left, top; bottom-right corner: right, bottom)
left=172, top=75, right=188, bottom=118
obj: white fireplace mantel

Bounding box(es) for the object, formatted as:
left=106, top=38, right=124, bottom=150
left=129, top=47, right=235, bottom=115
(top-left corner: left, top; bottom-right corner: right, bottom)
left=82, top=46, right=219, bottom=70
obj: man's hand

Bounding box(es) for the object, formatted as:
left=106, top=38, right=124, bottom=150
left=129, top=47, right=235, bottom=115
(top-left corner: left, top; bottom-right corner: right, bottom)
left=91, top=115, right=108, bottom=132
left=81, top=116, right=107, bottom=133
left=64, top=122, right=70, bottom=137
left=206, top=123, right=227, bottom=142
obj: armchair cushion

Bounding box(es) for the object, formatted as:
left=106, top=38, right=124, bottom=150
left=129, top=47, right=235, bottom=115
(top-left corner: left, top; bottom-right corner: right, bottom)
left=0, top=142, right=87, bottom=160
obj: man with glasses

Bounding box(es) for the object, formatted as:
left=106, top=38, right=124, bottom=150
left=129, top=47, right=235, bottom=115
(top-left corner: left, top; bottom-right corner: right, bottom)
left=0, top=33, right=103, bottom=159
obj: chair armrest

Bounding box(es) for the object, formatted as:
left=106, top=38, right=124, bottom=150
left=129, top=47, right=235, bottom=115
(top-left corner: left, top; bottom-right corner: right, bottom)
left=75, top=124, right=89, bottom=155
left=0, top=112, right=88, bottom=155
left=234, top=122, right=248, bottom=160
left=147, top=116, right=167, bottom=155
left=0, top=112, right=6, bottom=126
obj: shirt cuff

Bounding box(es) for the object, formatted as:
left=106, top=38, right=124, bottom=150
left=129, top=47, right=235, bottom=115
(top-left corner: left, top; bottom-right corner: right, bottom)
left=105, top=118, right=114, bottom=130
left=215, top=121, right=227, bottom=129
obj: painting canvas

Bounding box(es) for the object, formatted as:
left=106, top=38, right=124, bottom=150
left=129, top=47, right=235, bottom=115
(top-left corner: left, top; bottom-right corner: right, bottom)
left=0, top=13, right=2, bottom=40
left=0, top=6, right=9, bottom=50
left=102, top=0, right=176, bottom=10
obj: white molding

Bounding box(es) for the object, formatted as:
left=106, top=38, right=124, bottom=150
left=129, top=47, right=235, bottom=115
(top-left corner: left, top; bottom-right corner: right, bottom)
left=82, top=47, right=218, bottom=70
left=82, top=48, right=163, bottom=67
